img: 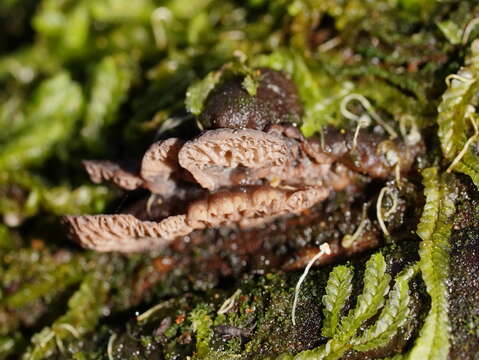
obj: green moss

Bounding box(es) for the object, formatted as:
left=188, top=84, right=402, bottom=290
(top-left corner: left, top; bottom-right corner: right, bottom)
left=190, top=304, right=214, bottom=357
left=1, top=1, right=479, bottom=359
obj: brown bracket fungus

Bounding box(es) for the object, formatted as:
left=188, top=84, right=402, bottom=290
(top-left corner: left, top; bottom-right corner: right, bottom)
left=63, top=67, right=424, bottom=258
left=64, top=185, right=329, bottom=252
left=64, top=214, right=193, bottom=252
left=64, top=122, right=422, bottom=253
left=178, top=127, right=302, bottom=191
left=83, top=160, right=143, bottom=191
left=140, top=138, right=185, bottom=197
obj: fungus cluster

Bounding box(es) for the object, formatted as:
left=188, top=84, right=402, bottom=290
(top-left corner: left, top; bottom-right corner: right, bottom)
left=64, top=68, right=423, bottom=253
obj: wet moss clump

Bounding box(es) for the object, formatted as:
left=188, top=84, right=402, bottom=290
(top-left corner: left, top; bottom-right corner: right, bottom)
left=86, top=239, right=424, bottom=360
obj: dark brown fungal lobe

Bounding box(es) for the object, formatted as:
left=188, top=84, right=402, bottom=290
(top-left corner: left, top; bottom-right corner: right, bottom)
left=83, top=138, right=191, bottom=198
left=199, top=68, right=302, bottom=130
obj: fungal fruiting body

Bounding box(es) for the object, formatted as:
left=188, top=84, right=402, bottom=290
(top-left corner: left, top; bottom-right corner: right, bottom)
left=64, top=123, right=423, bottom=253
left=64, top=68, right=423, bottom=254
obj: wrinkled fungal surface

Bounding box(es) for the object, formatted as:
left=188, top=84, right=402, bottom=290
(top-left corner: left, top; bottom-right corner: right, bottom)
left=64, top=114, right=424, bottom=253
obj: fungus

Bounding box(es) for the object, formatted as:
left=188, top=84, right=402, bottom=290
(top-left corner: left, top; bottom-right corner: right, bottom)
left=64, top=185, right=330, bottom=252
left=83, top=139, right=188, bottom=198
left=64, top=119, right=423, bottom=254
left=266, top=123, right=334, bottom=164
left=186, top=186, right=330, bottom=229
left=199, top=68, right=302, bottom=130
left=83, top=160, right=143, bottom=190
left=178, top=127, right=334, bottom=191
left=63, top=214, right=193, bottom=252
left=141, top=137, right=184, bottom=196
left=178, top=128, right=300, bottom=191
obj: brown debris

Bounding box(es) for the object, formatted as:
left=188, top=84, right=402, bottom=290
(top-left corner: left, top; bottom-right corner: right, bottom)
left=283, top=227, right=380, bottom=271
left=156, top=194, right=382, bottom=283
left=320, top=126, right=424, bottom=178
left=153, top=256, right=176, bottom=274
left=215, top=325, right=253, bottom=340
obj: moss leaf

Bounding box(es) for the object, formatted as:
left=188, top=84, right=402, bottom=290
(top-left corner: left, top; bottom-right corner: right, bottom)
left=24, top=271, right=110, bottom=360
left=321, top=265, right=353, bottom=338
left=407, top=167, right=455, bottom=360
left=437, top=40, right=479, bottom=187
left=81, top=54, right=136, bottom=153
left=0, top=72, right=84, bottom=170
left=352, top=264, right=418, bottom=352
left=294, top=253, right=391, bottom=360
left=185, top=70, right=223, bottom=116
